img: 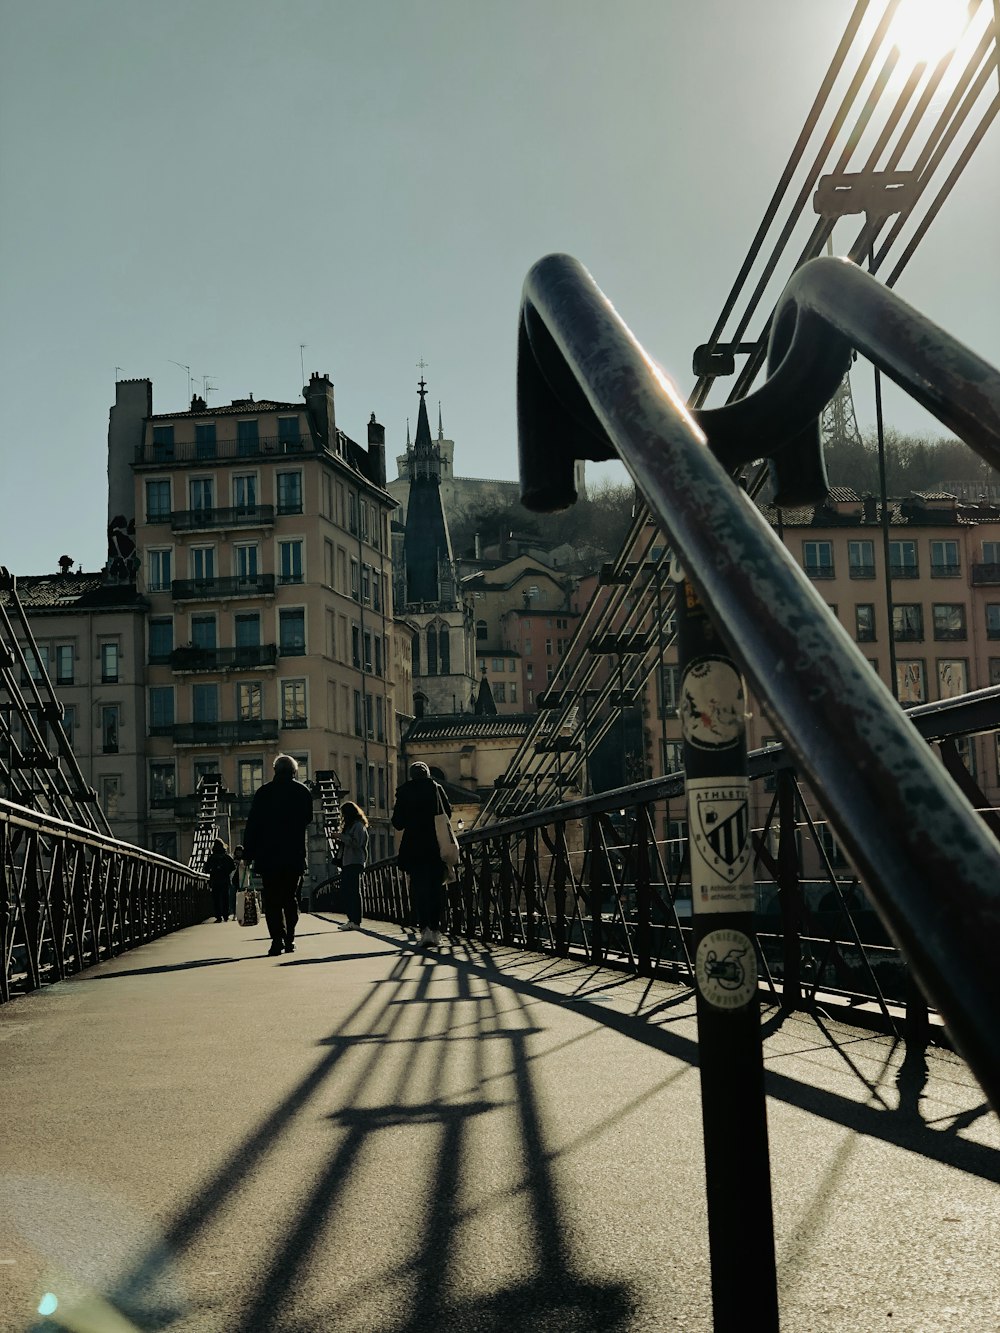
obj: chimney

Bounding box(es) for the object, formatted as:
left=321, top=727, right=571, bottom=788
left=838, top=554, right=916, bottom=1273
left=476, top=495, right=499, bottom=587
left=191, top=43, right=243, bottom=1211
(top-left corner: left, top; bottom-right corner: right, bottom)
left=862, top=495, right=878, bottom=523
left=107, top=378, right=151, bottom=568
left=367, top=413, right=386, bottom=487
left=304, top=372, right=336, bottom=449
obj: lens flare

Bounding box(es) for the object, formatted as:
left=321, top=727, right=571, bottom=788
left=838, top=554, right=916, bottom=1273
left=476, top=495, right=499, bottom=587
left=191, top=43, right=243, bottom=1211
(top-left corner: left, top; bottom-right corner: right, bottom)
left=890, top=0, right=970, bottom=65
left=38, top=1293, right=59, bottom=1317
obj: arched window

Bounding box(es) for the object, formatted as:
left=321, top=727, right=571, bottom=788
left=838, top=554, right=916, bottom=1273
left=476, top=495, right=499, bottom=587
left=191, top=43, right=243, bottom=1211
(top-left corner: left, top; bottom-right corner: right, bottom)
left=476, top=619, right=488, bottom=642
left=439, top=627, right=450, bottom=674
left=426, top=626, right=438, bottom=675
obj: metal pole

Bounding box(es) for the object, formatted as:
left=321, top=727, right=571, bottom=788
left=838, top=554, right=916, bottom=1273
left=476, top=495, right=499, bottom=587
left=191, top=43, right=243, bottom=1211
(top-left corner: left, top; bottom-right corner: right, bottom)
left=676, top=566, right=779, bottom=1331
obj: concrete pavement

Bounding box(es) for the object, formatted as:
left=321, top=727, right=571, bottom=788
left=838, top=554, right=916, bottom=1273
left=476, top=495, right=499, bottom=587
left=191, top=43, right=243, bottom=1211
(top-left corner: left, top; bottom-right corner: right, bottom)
left=1, top=913, right=997, bottom=1332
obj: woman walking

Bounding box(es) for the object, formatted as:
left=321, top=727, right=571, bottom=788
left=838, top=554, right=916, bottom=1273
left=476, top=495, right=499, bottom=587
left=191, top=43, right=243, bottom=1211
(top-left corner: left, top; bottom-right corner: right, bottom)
left=391, top=762, right=452, bottom=947
left=338, top=801, right=369, bottom=930
left=205, top=838, right=237, bottom=923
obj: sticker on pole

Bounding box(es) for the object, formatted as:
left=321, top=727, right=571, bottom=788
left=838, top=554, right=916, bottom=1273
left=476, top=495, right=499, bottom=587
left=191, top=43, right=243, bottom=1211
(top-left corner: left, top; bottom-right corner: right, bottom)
left=680, top=657, right=745, bottom=750
left=695, top=928, right=758, bottom=1009
left=687, top=776, right=754, bottom=912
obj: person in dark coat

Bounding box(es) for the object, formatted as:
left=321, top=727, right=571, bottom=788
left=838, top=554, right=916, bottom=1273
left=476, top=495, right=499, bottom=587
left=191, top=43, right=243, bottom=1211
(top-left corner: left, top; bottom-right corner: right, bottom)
left=206, top=838, right=236, bottom=922
left=391, top=761, right=451, bottom=946
left=242, top=754, right=314, bottom=956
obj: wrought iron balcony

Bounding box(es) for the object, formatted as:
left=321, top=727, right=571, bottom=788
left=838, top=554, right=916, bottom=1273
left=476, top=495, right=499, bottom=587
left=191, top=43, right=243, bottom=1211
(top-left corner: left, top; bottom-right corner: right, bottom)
left=170, top=505, right=275, bottom=533
left=889, top=563, right=919, bottom=578
left=134, top=435, right=311, bottom=466
left=930, top=561, right=961, bottom=577
left=169, top=644, right=279, bottom=672
left=171, top=719, right=280, bottom=746
left=803, top=563, right=835, bottom=579
left=971, top=562, right=1000, bottom=585
left=171, top=574, right=276, bottom=601
left=848, top=563, right=876, bottom=579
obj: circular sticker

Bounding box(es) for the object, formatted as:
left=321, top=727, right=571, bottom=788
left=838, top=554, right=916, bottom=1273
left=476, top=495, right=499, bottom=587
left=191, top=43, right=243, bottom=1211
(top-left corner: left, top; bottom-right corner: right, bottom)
left=680, top=657, right=745, bottom=750
left=695, top=929, right=758, bottom=1010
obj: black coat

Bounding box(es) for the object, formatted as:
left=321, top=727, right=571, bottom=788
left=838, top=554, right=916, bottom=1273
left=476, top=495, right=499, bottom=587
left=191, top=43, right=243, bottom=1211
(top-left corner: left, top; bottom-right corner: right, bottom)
left=205, top=847, right=236, bottom=890
left=242, top=775, right=314, bottom=875
left=391, top=777, right=451, bottom=874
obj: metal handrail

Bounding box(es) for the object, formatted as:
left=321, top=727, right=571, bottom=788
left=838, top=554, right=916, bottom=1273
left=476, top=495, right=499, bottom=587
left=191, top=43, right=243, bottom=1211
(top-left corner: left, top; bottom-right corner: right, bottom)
left=516, top=252, right=1000, bottom=1109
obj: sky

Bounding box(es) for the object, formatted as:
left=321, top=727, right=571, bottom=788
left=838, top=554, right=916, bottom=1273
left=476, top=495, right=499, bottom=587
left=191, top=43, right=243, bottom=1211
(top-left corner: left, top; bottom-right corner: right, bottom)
left=2, top=0, right=998, bottom=575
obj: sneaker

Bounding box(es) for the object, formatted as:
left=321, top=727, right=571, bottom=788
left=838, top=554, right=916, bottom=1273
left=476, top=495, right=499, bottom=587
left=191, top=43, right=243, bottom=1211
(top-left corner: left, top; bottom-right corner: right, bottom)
left=348, top=921, right=361, bottom=929
left=338, top=921, right=354, bottom=931
left=267, top=944, right=282, bottom=957
left=284, top=943, right=295, bottom=954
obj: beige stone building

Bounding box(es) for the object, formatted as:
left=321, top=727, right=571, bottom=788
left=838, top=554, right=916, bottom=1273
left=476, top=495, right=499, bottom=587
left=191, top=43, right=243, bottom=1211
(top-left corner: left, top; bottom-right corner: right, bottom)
left=0, top=569, right=148, bottom=844
left=114, top=373, right=407, bottom=877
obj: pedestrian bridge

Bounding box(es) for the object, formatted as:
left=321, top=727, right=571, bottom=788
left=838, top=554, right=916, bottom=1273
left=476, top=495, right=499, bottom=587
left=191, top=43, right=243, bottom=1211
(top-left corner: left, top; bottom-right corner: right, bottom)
left=2, top=912, right=997, bottom=1332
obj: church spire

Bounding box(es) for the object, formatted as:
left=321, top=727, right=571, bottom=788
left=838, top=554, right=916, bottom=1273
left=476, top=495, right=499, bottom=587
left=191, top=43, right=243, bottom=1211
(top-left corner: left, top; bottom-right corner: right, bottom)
left=412, top=376, right=434, bottom=459
left=402, top=376, right=453, bottom=605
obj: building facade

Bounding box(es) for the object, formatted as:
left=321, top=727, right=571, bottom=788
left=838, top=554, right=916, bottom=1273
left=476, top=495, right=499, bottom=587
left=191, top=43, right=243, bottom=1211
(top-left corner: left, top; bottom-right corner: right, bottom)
left=115, top=373, right=406, bottom=872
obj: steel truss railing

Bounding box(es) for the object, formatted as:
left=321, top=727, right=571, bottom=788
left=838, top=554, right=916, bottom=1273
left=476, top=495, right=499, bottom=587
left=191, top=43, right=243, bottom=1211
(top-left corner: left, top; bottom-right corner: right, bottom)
left=0, top=798, right=210, bottom=1002
left=511, top=252, right=1000, bottom=1115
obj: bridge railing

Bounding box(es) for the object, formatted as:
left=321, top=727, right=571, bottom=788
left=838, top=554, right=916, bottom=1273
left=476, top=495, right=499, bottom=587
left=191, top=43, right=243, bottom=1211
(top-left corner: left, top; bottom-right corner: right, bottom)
left=0, top=797, right=209, bottom=1002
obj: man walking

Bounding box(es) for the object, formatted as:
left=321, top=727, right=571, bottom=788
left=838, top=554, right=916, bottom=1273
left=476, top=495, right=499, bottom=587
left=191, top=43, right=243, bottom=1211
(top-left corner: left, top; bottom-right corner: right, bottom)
left=391, top=761, right=451, bottom=946
left=242, top=754, right=313, bottom=956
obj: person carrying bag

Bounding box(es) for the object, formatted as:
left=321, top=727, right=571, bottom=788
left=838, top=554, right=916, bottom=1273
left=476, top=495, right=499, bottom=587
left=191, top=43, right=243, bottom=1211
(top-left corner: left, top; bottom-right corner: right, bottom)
left=338, top=801, right=369, bottom=930
left=235, top=861, right=259, bottom=927
left=391, top=762, right=453, bottom=947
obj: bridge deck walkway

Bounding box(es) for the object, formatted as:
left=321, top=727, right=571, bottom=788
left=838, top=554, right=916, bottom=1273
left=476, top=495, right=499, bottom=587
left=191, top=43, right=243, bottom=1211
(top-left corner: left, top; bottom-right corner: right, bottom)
left=1, top=914, right=997, bottom=1332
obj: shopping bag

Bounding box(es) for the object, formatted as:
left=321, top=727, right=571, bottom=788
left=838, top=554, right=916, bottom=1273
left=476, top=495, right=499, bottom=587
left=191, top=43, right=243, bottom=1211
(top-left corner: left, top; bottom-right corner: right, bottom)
left=237, top=865, right=259, bottom=927
left=434, top=785, right=460, bottom=868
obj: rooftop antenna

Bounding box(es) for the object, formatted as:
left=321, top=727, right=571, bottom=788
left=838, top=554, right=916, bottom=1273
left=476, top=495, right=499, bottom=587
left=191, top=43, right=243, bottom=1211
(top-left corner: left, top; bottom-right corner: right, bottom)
left=202, top=375, right=217, bottom=399
left=169, top=360, right=192, bottom=401
left=114, top=366, right=122, bottom=380
left=299, top=344, right=307, bottom=387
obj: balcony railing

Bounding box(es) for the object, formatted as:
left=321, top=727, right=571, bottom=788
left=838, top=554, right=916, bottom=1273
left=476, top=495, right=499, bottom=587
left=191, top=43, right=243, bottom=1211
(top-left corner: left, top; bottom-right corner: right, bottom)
left=171, top=719, right=279, bottom=746
left=135, top=435, right=311, bottom=466
left=169, top=644, right=278, bottom=672
left=281, top=716, right=309, bottom=729
left=930, top=561, right=961, bottom=577
left=170, top=505, right=275, bottom=533
left=889, top=563, right=919, bottom=578
left=171, top=574, right=276, bottom=601
left=933, top=628, right=967, bottom=641
left=848, top=563, right=875, bottom=579
left=971, top=562, right=1000, bottom=585
left=803, top=564, right=834, bottom=579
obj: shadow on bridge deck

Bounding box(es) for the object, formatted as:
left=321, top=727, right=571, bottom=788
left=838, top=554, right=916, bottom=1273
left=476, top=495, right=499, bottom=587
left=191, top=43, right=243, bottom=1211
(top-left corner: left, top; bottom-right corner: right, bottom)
left=1, top=915, right=997, bottom=1332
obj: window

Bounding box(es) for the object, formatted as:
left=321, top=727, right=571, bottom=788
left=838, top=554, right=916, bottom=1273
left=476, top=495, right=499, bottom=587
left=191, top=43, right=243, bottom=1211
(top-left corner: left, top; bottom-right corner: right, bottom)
left=662, top=740, right=683, bottom=774
left=235, top=613, right=261, bottom=648
left=149, top=762, right=176, bottom=803
left=281, top=679, right=307, bottom=728
left=278, top=418, right=301, bottom=450
left=368, top=761, right=376, bottom=805
left=816, top=822, right=847, bottom=869
left=373, top=573, right=381, bottom=612
left=146, top=479, right=171, bottom=521
left=937, top=659, right=968, bottom=699
left=237, top=420, right=259, bottom=456
left=233, top=474, right=257, bottom=509
left=491, top=658, right=504, bottom=672
left=546, top=665, right=554, bottom=682
left=378, top=766, right=386, bottom=810
left=376, top=695, right=385, bottom=741
left=933, top=604, right=967, bottom=640
left=508, top=659, right=516, bottom=673
left=277, top=471, right=302, bottom=514
left=100, top=641, right=119, bottom=684
left=895, top=660, right=926, bottom=704
left=545, top=639, right=553, bottom=656
left=195, top=423, right=216, bottom=460
left=955, top=735, right=977, bottom=779
left=848, top=540, right=874, bottom=579
left=524, top=637, right=532, bottom=655
left=26, top=644, right=48, bottom=682
left=374, top=636, right=383, bottom=676
left=664, top=818, right=687, bottom=875
left=193, top=684, right=219, bottom=723
left=151, top=831, right=178, bottom=859
left=151, top=424, right=174, bottom=461
left=439, top=629, right=450, bottom=674
left=855, top=604, right=876, bottom=643
left=191, top=615, right=216, bottom=649
left=365, top=694, right=374, bottom=739
left=363, top=631, right=373, bottom=673
left=890, top=540, right=918, bottom=578
left=55, top=644, right=74, bottom=684
left=147, top=549, right=172, bottom=592
left=930, top=539, right=960, bottom=577
left=191, top=547, right=215, bottom=581
left=234, top=544, right=259, bottom=579
left=350, top=558, right=360, bottom=601
left=149, top=618, right=173, bottom=663
left=988, top=605, right=1000, bottom=639
left=660, top=664, right=681, bottom=715
left=149, top=686, right=174, bottom=734
left=361, top=563, right=371, bottom=603
left=426, top=627, right=438, bottom=675
left=510, top=683, right=517, bottom=703
left=62, top=705, right=76, bottom=734
left=101, top=705, right=120, bottom=754
left=279, top=609, right=305, bottom=656
left=238, top=681, right=262, bottom=720
left=360, top=501, right=369, bottom=542
left=352, top=626, right=361, bottom=669
left=495, top=681, right=506, bottom=703
left=353, top=690, right=363, bottom=737
left=892, top=604, right=923, bottom=642
left=526, top=662, right=533, bottom=681
left=238, top=759, right=264, bottom=796
left=193, top=758, right=219, bottom=787
left=984, top=541, right=1000, bottom=564
left=278, top=540, right=303, bottom=584
left=990, top=658, right=1000, bottom=686
left=348, top=492, right=358, bottom=534
left=803, top=541, right=834, bottom=578
left=189, top=478, right=214, bottom=513
left=355, top=759, right=364, bottom=802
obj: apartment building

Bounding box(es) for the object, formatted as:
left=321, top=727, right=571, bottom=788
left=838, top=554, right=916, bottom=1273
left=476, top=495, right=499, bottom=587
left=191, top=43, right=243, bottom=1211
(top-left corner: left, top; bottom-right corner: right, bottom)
left=112, top=373, right=406, bottom=874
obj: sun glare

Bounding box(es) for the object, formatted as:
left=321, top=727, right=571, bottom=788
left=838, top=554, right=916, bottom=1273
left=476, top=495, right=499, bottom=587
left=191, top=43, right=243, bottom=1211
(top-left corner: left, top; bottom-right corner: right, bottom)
left=889, top=0, right=970, bottom=66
